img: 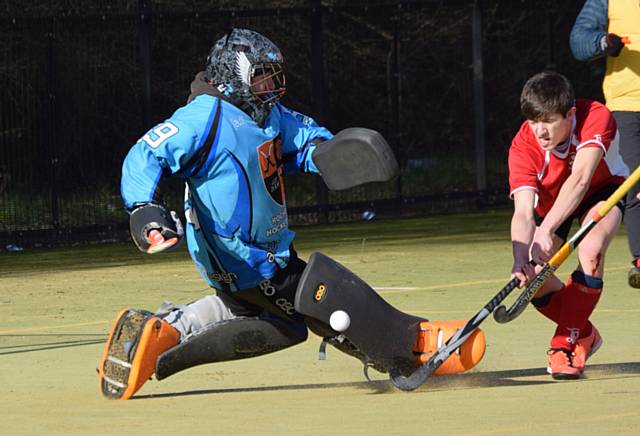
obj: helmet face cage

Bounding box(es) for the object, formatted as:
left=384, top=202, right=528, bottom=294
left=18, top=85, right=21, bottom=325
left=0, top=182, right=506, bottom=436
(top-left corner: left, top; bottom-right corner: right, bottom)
left=204, top=29, right=286, bottom=125
left=251, top=62, right=286, bottom=104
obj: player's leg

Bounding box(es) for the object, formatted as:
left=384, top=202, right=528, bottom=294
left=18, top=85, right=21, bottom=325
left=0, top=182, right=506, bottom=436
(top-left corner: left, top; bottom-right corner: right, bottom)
left=99, top=287, right=309, bottom=400
left=526, top=194, right=609, bottom=379
left=99, top=308, right=181, bottom=400
left=550, top=199, right=622, bottom=376
left=613, top=111, right=640, bottom=288
left=158, top=251, right=482, bottom=382
left=155, top=301, right=308, bottom=380
left=570, top=202, right=621, bottom=370
left=99, top=222, right=225, bottom=399
left=295, top=252, right=486, bottom=378
left=99, top=232, right=309, bottom=400
left=99, top=296, right=237, bottom=400
left=223, top=252, right=390, bottom=373
left=154, top=250, right=311, bottom=381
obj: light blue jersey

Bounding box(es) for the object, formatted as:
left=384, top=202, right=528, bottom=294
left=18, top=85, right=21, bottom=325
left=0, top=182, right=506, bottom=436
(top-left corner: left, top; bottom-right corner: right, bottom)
left=121, top=95, right=332, bottom=291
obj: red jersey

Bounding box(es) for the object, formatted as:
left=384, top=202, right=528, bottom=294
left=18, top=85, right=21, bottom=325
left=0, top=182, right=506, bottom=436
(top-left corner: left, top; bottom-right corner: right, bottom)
left=508, top=99, right=628, bottom=216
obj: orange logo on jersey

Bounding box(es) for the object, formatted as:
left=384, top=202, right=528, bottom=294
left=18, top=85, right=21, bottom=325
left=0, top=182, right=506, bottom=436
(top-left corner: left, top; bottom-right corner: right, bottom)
left=257, top=136, right=285, bottom=205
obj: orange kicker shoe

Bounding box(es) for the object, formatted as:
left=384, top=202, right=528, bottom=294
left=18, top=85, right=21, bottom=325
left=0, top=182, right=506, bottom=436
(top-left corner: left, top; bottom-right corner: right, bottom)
left=98, top=309, right=180, bottom=400
left=413, top=320, right=486, bottom=375
left=572, top=325, right=603, bottom=372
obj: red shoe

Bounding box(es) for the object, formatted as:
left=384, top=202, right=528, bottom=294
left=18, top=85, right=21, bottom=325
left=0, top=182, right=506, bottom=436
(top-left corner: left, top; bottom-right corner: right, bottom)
left=546, top=348, right=581, bottom=380
left=98, top=309, right=180, bottom=400
left=572, top=325, right=603, bottom=372
left=413, top=320, right=486, bottom=375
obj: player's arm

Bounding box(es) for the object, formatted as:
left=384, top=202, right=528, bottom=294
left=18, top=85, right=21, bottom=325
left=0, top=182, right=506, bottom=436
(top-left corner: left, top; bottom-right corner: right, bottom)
left=121, top=118, right=202, bottom=253
left=569, top=0, right=608, bottom=61
left=276, top=105, right=333, bottom=174
left=541, top=147, right=603, bottom=233
left=511, top=189, right=537, bottom=286
left=534, top=147, right=603, bottom=264
left=128, top=203, right=184, bottom=254
left=277, top=105, right=398, bottom=189
left=507, top=129, right=540, bottom=284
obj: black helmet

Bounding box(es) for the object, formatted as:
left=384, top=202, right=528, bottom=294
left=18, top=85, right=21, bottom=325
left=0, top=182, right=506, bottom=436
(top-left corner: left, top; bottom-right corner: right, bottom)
left=204, top=28, right=286, bottom=125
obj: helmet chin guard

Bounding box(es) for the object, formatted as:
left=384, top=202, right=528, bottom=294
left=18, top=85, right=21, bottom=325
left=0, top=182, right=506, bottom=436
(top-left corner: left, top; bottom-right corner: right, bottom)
left=205, top=28, right=286, bottom=125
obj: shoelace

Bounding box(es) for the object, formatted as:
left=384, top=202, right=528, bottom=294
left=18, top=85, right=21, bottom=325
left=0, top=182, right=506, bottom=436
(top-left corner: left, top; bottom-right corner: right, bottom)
left=548, top=347, right=576, bottom=366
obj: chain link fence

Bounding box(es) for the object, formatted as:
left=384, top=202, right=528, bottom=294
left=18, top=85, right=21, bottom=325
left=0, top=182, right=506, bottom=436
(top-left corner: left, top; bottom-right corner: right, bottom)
left=0, top=0, right=601, bottom=248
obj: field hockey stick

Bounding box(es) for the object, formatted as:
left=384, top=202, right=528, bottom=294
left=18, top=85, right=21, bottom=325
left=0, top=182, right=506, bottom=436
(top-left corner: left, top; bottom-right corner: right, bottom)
left=389, top=274, right=523, bottom=391
left=494, top=165, right=640, bottom=324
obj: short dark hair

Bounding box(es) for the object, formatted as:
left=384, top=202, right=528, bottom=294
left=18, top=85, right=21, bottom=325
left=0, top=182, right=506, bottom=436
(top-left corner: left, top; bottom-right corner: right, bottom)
left=520, top=71, right=575, bottom=121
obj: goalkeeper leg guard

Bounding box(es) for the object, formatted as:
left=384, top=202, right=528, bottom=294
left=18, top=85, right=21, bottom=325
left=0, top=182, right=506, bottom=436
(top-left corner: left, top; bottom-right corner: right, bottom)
left=296, top=252, right=424, bottom=376
left=98, top=309, right=180, bottom=400
left=155, top=313, right=307, bottom=380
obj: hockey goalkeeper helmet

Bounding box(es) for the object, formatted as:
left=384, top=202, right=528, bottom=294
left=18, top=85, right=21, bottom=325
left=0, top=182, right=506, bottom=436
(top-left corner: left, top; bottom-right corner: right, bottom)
left=204, top=28, right=286, bottom=126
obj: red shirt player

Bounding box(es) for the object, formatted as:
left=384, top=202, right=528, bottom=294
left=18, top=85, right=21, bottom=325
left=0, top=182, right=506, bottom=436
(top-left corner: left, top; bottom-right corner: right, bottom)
left=507, top=71, right=628, bottom=380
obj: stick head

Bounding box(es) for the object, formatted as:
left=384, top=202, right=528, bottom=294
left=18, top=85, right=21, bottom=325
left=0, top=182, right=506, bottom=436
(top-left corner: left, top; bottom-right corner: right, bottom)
left=389, top=365, right=436, bottom=391
left=493, top=304, right=511, bottom=323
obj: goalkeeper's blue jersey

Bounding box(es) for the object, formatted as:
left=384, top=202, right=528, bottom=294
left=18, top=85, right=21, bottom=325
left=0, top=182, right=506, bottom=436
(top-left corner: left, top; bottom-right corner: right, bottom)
left=121, top=95, right=332, bottom=291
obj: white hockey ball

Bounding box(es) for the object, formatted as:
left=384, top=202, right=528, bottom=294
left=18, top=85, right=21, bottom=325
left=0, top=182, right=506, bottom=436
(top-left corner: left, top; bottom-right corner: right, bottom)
left=329, top=310, right=351, bottom=332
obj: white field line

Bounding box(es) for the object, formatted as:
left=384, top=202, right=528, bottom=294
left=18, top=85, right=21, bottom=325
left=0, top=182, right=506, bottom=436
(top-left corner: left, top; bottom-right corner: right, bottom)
left=374, top=265, right=629, bottom=295
left=0, top=320, right=108, bottom=334
left=0, top=266, right=633, bottom=334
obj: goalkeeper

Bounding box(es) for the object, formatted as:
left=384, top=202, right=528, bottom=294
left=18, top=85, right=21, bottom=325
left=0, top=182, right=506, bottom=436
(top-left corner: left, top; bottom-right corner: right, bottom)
left=98, top=28, right=485, bottom=400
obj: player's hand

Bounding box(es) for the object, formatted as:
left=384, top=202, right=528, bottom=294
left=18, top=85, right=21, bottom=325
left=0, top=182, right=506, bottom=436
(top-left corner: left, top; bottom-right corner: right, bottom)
left=602, top=33, right=625, bottom=57
left=511, top=261, right=536, bottom=287
left=129, top=203, right=184, bottom=254
left=530, top=227, right=554, bottom=265
left=145, top=228, right=180, bottom=254
left=511, top=271, right=527, bottom=288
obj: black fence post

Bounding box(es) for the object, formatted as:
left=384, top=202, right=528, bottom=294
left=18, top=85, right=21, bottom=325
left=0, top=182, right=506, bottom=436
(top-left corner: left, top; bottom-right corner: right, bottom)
left=472, top=0, right=487, bottom=195
left=310, top=0, right=328, bottom=223
left=45, top=25, right=60, bottom=236
left=138, top=0, right=152, bottom=127
left=391, top=15, right=403, bottom=203
left=545, top=1, right=556, bottom=70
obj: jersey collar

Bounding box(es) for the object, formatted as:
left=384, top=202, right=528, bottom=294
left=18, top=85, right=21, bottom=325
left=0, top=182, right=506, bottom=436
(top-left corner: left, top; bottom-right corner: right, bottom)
left=550, top=115, right=576, bottom=159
